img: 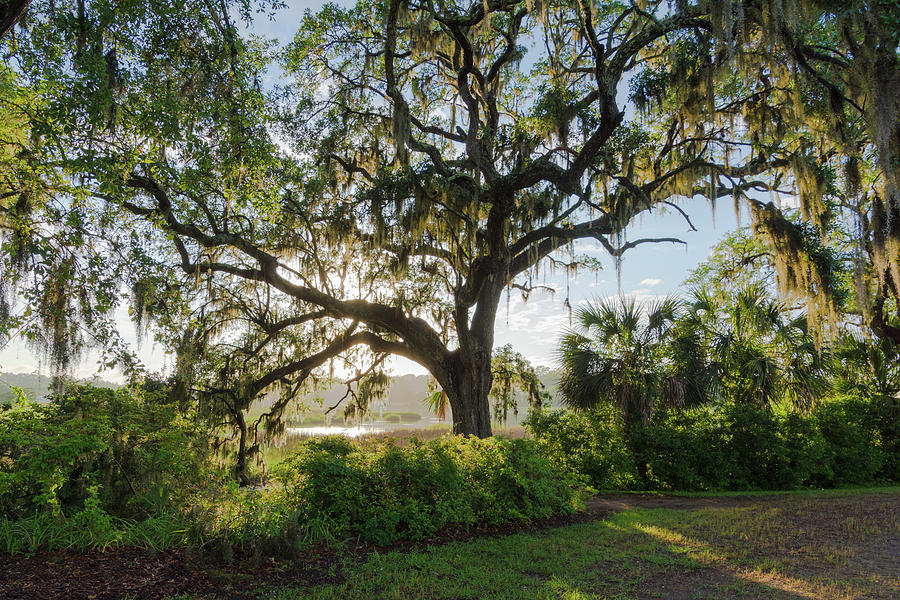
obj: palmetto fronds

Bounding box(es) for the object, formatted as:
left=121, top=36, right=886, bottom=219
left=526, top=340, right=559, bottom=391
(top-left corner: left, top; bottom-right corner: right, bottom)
left=686, top=284, right=829, bottom=409
left=559, top=285, right=830, bottom=421
left=557, top=296, right=704, bottom=427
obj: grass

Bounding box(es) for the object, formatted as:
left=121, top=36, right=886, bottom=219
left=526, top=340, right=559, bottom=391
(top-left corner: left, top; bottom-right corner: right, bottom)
left=593, top=484, right=900, bottom=498
left=209, top=488, right=897, bottom=600
left=0, top=511, right=192, bottom=555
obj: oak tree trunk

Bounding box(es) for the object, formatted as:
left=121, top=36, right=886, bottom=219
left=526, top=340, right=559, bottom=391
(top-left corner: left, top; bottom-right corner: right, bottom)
left=0, top=0, right=31, bottom=40
left=234, top=409, right=251, bottom=486
left=443, top=356, right=494, bottom=437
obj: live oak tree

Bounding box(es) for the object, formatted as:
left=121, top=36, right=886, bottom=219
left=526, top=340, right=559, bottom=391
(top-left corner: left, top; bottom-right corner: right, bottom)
left=149, top=276, right=393, bottom=483
left=719, top=0, right=900, bottom=345
left=0, top=1, right=411, bottom=479
left=275, top=0, right=881, bottom=435
left=2, top=0, right=897, bottom=438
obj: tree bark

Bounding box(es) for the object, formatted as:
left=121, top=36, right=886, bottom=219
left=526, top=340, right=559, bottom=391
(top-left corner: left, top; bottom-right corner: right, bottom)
left=437, top=261, right=508, bottom=438
left=234, top=409, right=251, bottom=486
left=0, top=0, right=30, bottom=40
left=871, top=294, right=900, bottom=347
left=442, top=353, right=494, bottom=437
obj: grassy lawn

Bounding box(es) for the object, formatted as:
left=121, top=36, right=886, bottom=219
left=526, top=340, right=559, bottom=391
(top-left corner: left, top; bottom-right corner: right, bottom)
left=8, top=488, right=894, bottom=599
left=251, top=488, right=898, bottom=600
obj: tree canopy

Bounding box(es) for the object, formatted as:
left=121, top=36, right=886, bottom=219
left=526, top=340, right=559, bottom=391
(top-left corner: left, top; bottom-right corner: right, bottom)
left=1, top=0, right=898, bottom=438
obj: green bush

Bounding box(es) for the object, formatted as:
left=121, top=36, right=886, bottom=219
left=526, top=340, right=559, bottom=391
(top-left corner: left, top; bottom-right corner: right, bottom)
left=872, top=395, right=900, bottom=481
left=812, top=396, right=884, bottom=486
left=273, top=435, right=582, bottom=545
left=382, top=411, right=422, bottom=423
left=529, top=396, right=895, bottom=492
left=776, top=410, right=833, bottom=487
left=0, top=384, right=211, bottom=520
left=525, top=408, right=637, bottom=490
left=631, top=409, right=728, bottom=491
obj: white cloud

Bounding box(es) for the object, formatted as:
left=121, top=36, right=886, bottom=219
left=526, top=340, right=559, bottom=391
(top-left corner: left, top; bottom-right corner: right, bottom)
left=776, top=194, right=801, bottom=209
left=639, top=278, right=663, bottom=287
left=493, top=292, right=573, bottom=365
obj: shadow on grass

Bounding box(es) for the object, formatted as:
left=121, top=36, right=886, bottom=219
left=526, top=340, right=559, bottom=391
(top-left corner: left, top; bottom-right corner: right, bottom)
left=265, top=499, right=892, bottom=600
left=630, top=493, right=900, bottom=600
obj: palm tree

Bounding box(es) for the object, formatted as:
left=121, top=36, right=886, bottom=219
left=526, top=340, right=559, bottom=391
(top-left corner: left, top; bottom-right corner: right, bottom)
left=686, top=285, right=828, bottom=410
left=831, top=334, right=900, bottom=400
left=558, top=296, right=710, bottom=483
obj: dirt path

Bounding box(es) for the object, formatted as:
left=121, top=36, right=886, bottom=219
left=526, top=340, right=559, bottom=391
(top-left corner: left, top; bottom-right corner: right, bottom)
left=1, top=491, right=896, bottom=600
left=583, top=492, right=787, bottom=513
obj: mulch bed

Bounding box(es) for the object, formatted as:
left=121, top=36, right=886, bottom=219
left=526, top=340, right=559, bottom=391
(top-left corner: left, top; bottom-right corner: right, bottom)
left=0, top=546, right=335, bottom=600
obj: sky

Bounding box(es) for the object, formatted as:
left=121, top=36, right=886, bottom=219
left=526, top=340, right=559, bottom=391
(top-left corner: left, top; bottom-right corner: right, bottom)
left=0, top=0, right=746, bottom=380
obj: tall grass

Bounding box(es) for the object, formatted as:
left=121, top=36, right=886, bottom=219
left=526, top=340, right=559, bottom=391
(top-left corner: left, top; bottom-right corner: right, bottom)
left=0, top=511, right=192, bottom=555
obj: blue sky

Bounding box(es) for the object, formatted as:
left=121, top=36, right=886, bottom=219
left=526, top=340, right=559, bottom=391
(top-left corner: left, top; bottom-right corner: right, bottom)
left=0, top=0, right=746, bottom=379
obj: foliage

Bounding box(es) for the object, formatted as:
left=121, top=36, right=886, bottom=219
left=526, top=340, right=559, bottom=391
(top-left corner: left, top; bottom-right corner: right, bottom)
left=273, top=435, right=582, bottom=545
left=634, top=405, right=826, bottom=491
left=683, top=285, right=829, bottom=408
left=683, top=228, right=775, bottom=296
left=831, top=334, right=900, bottom=400
left=812, top=395, right=887, bottom=487
left=558, top=296, right=705, bottom=427
left=525, top=407, right=637, bottom=491
left=382, top=411, right=421, bottom=424
left=1, top=417, right=581, bottom=555
left=0, top=507, right=193, bottom=555
left=489, top=344, right=552, bottom=424
left=529, top=396, right=895, bottom=492
left=9, top=0, right=896, bottom=441
left=0, top=384, right=211, bottom=520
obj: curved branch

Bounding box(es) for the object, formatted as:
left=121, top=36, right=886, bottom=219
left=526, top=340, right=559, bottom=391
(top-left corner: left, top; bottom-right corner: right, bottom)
left=596, top=236, right=686, bottom=258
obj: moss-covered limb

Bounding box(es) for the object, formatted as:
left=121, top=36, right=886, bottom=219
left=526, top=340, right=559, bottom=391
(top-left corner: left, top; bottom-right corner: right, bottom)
left=6, top=1, right=898, bottom=443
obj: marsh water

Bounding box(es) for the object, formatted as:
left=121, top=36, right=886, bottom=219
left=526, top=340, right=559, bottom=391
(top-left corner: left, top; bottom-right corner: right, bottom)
left=285, top=416, right=447, bottom=438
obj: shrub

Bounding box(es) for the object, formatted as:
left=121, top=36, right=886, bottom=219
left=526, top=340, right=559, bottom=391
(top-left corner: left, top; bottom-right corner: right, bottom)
left=631, top=409, right=728, bottom=491
left=526, top=407, right=638, bottom=490
left=529, top=396, right=895, bottom=492
left=0, top=384, right=211, bottom=520
left=273, top=435, right=582, bottom=545
left=872, top=395, right=900, bottom=481
left=776, top=410, right=833, bottom=487
left=719, top=404, right=796, bottom=490
left=812, top=395, right=884, bottom=486
left=382, top=412, right=422, bottom=423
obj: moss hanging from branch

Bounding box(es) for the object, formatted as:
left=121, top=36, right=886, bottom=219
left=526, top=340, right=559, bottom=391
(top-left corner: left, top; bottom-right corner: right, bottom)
left=750, top=200, right=840, bottom=347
